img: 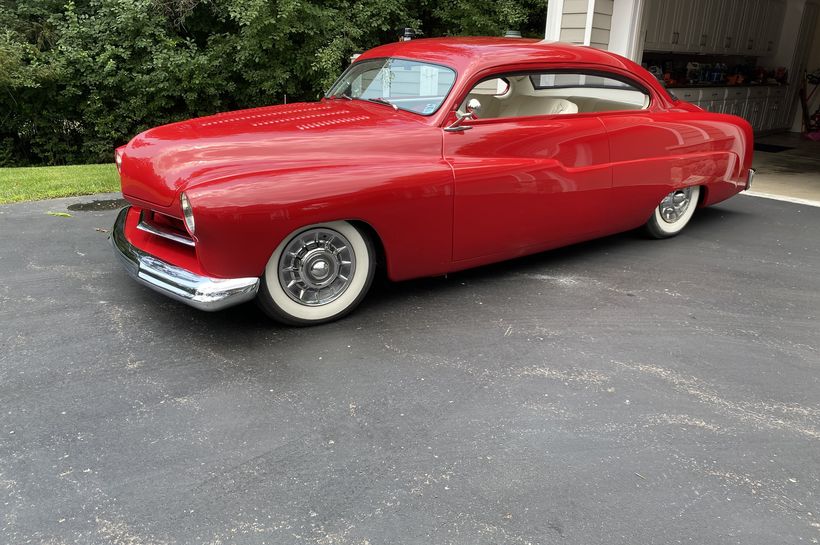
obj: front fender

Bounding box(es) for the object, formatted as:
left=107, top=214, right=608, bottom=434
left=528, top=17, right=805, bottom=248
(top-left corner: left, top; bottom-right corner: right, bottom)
left=188, top=161, right=454, bottom=281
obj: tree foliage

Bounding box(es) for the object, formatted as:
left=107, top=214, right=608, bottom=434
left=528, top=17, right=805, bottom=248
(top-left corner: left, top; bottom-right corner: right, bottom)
left=0, top=0, right=547, bottom=166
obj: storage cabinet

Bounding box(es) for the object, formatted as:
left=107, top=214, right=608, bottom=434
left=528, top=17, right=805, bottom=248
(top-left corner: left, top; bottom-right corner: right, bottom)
left=716, top=0, right=743, bottom=54
left=746, top=98, right=766, bottom=128
left=644, top=0, right=686, bottom=51
left=760, top=87, right=787, bottom=131
left=734, top=0, right=752, bottom=54
left=672, top=1, right=695, bottom=52
left=723, top=87, right=749, bottom=117
left=687, top=0, right=720, bottom=52
left=674, top=88, right=700, bottom=103
left=700, top=87, right=728, bottom=113
left=673, top=86, right=790, bottom=133
left=643, top=0, right=786, bottom=56
left=734, top=0, right=783, bottom=55
left=761, top=0, right=786, bottom=55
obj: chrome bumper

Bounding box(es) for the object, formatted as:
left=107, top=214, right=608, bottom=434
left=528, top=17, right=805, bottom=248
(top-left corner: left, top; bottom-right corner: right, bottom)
left=746, top=168, right=756, bottom=190
left=110, top=207, right=259, bottom=311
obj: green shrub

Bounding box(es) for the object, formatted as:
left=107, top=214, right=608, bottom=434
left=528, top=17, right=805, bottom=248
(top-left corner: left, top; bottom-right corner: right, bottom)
left=0, top=0, right=547, bottom=167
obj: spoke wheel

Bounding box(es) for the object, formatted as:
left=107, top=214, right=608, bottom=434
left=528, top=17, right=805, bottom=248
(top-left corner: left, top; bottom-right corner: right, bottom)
left=257, top=221, right=375, bottom=325
left=646, top=185, right=701, bottom=239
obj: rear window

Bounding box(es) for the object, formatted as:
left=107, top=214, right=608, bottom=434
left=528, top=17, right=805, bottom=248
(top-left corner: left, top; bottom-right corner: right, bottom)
left=529, top=73, right=642, bottom=91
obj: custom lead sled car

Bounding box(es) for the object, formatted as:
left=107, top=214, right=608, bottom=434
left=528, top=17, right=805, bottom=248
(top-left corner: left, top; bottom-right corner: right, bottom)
left=111, top=37, right=755, bottom=325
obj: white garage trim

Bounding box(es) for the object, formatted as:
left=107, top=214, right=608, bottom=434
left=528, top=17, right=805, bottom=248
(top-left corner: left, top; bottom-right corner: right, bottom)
left=742, top=191, right=820, bottom=208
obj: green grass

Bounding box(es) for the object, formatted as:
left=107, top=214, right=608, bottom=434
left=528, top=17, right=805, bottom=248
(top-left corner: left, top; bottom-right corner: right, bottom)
left=0, top=163, right=120, bottom=204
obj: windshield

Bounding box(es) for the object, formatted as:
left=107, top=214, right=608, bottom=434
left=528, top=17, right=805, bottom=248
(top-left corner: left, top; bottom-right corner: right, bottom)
left=326, top=58, right=456, bottom=116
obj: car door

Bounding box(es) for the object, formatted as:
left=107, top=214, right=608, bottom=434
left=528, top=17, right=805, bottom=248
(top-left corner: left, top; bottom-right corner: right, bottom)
left=442, top=71, right=613, bottom=264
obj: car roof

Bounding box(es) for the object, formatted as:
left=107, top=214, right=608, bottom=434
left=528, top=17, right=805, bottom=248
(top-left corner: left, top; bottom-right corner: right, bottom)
left=354, top=37, right=674, bottom=124
left=355, top=37, right=640, bottom=78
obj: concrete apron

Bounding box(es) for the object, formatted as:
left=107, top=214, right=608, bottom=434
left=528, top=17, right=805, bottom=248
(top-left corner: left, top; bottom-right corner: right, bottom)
left=749, top=132, right=820, bottom=207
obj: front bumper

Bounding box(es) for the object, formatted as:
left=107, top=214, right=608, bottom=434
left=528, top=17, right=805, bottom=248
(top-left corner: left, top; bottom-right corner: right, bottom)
left=110, top=207, right=259, bottom=311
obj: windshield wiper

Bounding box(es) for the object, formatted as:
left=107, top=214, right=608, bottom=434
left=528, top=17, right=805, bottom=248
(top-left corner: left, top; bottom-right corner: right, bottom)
left=327, top=93, right=353, bottom=100
left=365, top=97, right=398, bottom=111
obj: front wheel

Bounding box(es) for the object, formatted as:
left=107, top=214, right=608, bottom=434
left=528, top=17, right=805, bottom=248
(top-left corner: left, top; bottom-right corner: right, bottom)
left=257, top=221, right=375, bottom=325
left=645, top=186, right=701, bottom=239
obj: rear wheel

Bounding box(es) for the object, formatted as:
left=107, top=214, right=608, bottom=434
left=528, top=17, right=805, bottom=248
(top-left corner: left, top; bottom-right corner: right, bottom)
left=645, top=186, right=700, bottom=239
left=257, top=221, right=375, bottom=325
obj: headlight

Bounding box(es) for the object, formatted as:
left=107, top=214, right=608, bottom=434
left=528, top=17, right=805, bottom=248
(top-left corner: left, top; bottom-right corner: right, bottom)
left=114, top=148, right=123, bottom=173
left=180, top=192, right=195, bottom=235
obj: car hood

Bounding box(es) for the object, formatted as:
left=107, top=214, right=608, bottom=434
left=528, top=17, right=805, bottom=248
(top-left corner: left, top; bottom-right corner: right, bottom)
left=119, top=100, right=436, bottom=208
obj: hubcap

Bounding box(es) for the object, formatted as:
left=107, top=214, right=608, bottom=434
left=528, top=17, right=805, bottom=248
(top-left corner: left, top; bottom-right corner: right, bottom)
left=278, top=228, right=355, bottom=306
left=659, top=187, right=694, bottom=223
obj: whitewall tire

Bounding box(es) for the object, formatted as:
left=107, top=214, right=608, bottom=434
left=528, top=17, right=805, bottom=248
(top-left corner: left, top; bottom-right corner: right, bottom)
left=257, top=221, right=375, bottom=325
left=645, top=185, right=701, bottom=239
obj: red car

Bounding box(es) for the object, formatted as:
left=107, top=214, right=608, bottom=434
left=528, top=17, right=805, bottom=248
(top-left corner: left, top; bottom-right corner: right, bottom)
left=111, top=37, right=755, bottom=325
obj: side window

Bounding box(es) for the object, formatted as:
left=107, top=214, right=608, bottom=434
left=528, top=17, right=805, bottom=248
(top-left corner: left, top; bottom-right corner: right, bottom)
left=460, top=71, right=650, bottom=120
left=468, top=77, right=510, bottom=97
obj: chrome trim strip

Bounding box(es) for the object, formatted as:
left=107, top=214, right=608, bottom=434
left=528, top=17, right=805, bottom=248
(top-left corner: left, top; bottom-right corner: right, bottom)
left=746, top=168, right=756, bottom=191
left=137, top=210, right=196, bottom=247
left=110, top=207, right=259, bottom=311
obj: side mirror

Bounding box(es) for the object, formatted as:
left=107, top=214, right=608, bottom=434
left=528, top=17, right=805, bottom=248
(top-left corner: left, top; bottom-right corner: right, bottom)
left=466, top=98, right=481, bottom=117
left=446, top=98, right=482, bottom=132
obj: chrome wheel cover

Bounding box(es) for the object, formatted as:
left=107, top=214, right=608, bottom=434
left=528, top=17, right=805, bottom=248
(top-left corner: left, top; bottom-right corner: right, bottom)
left=278, top=228, right=356, bottom=306
left=659, top=187, right=694, bottom=223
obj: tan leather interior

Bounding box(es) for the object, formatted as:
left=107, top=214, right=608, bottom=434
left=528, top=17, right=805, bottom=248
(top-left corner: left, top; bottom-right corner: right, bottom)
left=565, top=96, right=646, bottom=112
left=461, top=73, right=648, bottom=119
left=498, top=97, right=579, bottom=117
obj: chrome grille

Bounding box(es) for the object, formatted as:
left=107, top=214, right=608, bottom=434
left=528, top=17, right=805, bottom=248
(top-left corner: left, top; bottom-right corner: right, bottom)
left=136, top=210, right=195, bottom=247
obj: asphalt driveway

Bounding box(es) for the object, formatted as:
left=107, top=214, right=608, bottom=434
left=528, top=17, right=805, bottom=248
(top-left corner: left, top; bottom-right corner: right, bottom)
left=1, top=193, right=818, bottom=544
